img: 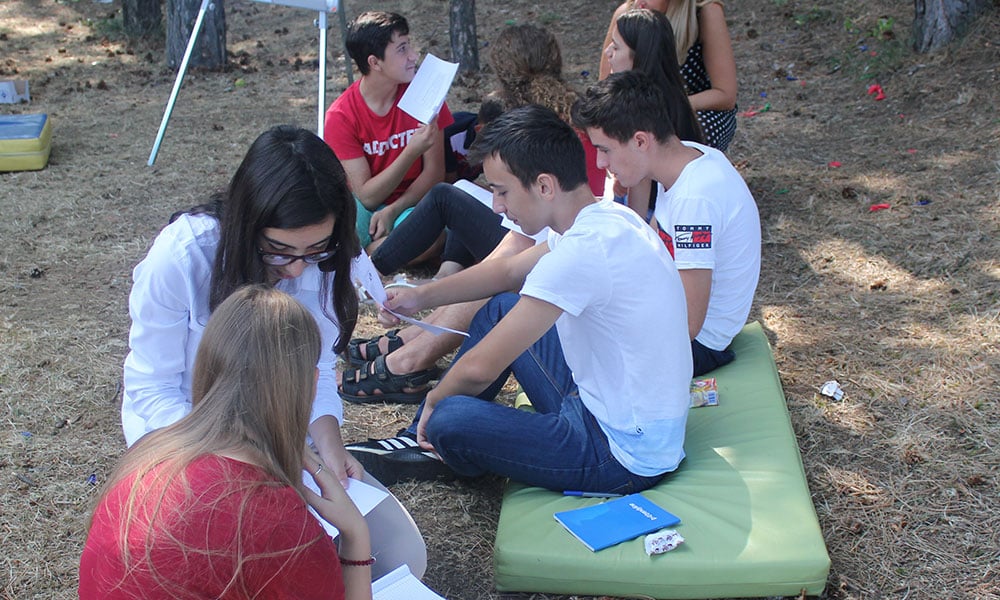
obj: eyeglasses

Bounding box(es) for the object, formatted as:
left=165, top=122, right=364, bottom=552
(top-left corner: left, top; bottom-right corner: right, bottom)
left=257, top=246, right=338, bottom=266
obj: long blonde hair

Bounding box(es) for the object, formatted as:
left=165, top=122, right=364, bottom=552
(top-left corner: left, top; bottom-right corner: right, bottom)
left=92, top=285, right=322, bottom=595
left=629, top=0, right=721, bottom=61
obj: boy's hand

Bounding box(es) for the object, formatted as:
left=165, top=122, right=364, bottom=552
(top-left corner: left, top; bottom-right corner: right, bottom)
left=415, top=400, right=437, bottom=452
left=384, top=287, right=422, bottom=317
left=408, top=117, right=439, bottom=156
left=369, top=204, right=400, bottom=241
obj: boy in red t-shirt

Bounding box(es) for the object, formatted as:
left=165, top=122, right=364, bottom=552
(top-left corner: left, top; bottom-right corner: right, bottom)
left=324, top=11, right=454, bottom=252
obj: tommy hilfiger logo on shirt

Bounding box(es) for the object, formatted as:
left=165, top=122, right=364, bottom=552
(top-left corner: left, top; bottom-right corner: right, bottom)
left=674, top=225, right=713, bottom=249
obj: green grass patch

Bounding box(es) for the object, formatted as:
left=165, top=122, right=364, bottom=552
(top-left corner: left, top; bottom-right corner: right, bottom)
left=538, top=12, right=561, bottom=25
left=89, top=14, right=126, bottom=40
left=792, top=7, right=834, bottom=26
left=830, top=13, right=909, bottom=81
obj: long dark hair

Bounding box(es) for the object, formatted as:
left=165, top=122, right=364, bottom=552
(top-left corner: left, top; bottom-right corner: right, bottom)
left=616, top=9, right=705, bottom=144
left=175, top=126, right=359, bottom=353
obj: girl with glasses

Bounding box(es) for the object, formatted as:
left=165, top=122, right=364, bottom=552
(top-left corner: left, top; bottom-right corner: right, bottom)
left=121, top=125, right=425, bottom=580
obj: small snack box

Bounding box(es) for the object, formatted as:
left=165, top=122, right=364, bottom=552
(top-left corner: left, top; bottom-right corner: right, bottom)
left=689, top=377, right=719, bottom=408
left=0, top=113, right=52, bottom=172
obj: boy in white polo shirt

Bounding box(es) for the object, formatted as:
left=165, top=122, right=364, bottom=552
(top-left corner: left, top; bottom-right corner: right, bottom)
left=574, top=70, right=761, bottom=376
left=346, top=105, right=692, bottom=491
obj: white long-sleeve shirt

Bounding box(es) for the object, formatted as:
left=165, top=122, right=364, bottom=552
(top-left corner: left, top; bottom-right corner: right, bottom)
left=121, top=213, right=343, bottom=446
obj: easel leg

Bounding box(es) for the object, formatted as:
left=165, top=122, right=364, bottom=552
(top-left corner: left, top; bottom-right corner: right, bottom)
left=317, top=11, right=327, bottom=137
left=147, top=0, right=213, bottom=166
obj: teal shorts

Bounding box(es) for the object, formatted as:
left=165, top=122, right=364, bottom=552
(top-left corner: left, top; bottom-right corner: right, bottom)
left=355, top=198, right=415, bottom=248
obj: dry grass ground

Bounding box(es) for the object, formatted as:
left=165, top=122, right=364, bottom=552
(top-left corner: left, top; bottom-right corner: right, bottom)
left=1, top=0, right=997, bottom=598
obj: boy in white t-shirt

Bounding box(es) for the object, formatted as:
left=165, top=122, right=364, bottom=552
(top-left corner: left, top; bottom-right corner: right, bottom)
left=573, top=70, right=761, bottom=376
left=346, top=106, right=692, bottom=491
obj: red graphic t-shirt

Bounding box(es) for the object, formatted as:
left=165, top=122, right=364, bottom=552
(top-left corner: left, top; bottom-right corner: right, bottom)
left=324, top=81, right=454, bottom=206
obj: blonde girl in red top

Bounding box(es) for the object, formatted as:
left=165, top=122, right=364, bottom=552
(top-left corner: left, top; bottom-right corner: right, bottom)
left=82, top=286, right=376, bottom=599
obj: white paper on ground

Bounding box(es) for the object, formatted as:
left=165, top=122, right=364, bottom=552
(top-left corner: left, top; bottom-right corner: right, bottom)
left=302, top=475, right=389, bottom=539
left=351, top=251, right=469, bottom=337
left=397, top=54, right=459, bottom=124
left=373, top=564, right=446, bottom=600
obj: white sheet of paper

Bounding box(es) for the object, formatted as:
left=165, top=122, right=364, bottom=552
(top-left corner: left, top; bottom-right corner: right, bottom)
left=388, top=309, right=469, bottom=337
left=302, top=475, right=389, bottom=539
left=452, top=179, right=551, bottom=243
left=373, top=565, right=446, bottom=600
left=397, top=54, right=459, bottom=124
left=352, top=250, right=388, bottom=306
left=351, top=252, right=469, bottom=337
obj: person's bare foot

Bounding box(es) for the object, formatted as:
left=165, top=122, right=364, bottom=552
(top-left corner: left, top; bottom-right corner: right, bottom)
left=432, top=260, right=465, bottom=279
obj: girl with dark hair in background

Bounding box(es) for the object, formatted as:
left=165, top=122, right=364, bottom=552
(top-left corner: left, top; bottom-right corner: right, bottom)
left=600, top=0, right=738, bottom=151
left=603, top=8, right=707, bottom=219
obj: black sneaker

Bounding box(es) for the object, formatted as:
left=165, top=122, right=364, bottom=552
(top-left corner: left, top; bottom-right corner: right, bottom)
left=346, top=433, right=457, bottom=485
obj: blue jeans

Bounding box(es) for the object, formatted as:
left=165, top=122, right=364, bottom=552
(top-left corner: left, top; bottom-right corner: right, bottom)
left=405, top=292, right=664, bottom=493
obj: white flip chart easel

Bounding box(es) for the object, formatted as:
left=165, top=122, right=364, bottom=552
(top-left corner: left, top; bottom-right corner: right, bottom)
left=148, top=0, right=348, bottom=166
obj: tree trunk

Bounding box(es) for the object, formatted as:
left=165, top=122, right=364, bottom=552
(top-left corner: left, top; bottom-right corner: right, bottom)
left=122, top=0, right=161, bottom=38
left=449, top=0, right=479, bottom=73
left=167, top=0, right=226, bottom=69
left=912, top=0, right=991, bottom=53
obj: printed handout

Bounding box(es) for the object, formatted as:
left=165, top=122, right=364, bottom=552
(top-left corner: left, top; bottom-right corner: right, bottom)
left=397, top=54, right=459, bottom=124
left=372, top=565, right=446, bottom=600
left=351, top=250, right=469, bottom=337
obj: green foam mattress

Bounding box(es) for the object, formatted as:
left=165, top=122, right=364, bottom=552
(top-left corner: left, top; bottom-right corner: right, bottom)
left=493, top=322, right=830, bottom=598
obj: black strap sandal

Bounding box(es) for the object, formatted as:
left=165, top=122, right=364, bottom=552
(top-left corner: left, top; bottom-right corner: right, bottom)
left=339, top=355, right=441, bottom=405
left=345, top=329, right=404, bottom=367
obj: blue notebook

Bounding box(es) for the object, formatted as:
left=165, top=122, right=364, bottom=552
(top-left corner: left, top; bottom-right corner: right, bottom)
left=553, top=493, right=680, bottom=551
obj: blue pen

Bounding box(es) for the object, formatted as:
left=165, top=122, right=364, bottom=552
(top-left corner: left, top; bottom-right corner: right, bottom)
left=563, top=491, right=623, bottom=498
